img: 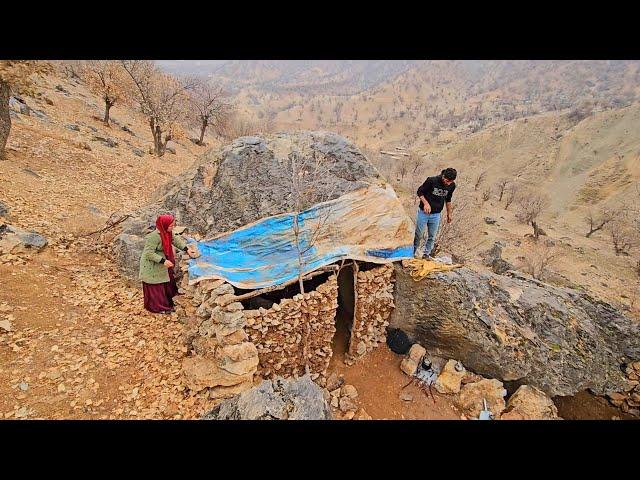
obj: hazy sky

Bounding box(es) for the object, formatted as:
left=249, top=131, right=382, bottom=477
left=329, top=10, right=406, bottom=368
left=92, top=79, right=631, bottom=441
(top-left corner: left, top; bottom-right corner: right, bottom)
left=156, top=60, right=229, bottom=74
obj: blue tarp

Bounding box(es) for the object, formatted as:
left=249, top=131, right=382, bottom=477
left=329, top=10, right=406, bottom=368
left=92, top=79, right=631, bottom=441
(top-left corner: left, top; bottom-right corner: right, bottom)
left=186, top=184, right=414, bottom=289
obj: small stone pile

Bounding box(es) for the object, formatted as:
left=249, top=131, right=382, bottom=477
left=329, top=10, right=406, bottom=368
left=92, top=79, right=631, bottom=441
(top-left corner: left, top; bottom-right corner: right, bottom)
left=398, top=342, right=560, bottom=420
left=324, top=373, right=371, bottom=420
left=606, top=361, right=640, bottom=416
left=175, top=255, right=259, bottom=400
left=347, top=264, right=395, bottom=364
left=245, top=275, right=339, bottom=380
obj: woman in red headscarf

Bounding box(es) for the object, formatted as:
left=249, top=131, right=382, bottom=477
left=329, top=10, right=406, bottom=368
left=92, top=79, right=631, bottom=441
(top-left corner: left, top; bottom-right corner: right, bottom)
left=138, top=214, right=196, bottom=314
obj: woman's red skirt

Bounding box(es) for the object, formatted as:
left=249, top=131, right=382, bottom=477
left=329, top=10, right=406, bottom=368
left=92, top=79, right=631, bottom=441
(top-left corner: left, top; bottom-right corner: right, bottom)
left=142, top=269, right=179, bottom=313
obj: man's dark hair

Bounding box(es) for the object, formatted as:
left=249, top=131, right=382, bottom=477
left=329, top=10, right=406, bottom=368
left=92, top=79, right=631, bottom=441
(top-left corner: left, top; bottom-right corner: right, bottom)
left=441, top=168, right=457, bottom=181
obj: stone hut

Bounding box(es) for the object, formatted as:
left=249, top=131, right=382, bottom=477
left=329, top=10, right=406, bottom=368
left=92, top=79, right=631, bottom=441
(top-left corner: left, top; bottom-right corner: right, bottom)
left=114, top=131, right=414, bottom=399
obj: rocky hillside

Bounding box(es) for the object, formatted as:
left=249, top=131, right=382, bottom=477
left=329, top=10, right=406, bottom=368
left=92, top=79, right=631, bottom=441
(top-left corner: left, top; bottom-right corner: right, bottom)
left=181, top=60, right=640, bottom=151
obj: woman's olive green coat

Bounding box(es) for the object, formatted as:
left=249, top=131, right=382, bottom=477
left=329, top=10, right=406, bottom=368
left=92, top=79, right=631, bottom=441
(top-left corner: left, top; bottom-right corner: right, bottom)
left=138, top=230, right=187, bottom=284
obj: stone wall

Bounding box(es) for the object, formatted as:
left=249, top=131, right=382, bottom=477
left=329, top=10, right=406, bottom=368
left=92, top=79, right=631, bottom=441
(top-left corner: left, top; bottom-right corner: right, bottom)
left=346, top=264, right=395, bottom=364
left=244, top=275, right=339, bottom=381
left=174, top=254, right=259, bottom=400
left=175, top=258, right=397, bottom=397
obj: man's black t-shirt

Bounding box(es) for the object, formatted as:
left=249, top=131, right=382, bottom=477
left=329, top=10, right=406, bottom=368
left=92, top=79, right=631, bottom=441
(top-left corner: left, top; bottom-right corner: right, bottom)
left=417, top=175, right=456, bottom=214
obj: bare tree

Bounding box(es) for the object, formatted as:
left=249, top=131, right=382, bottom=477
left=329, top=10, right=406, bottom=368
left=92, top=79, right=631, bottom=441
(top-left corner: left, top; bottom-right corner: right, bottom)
left=285, top=150, right=338, bottom=376
left=473, top=170, right=487, bottom=191
left=495, top=178, right=510, bottom=202
left=520, top=242, right=559, bottom=280
left=285, top=150, right=338, bottom=294
left=121, top=60, right=195, bottom=156
left=396, top=160, right=409, bottom=183
left=515, top=190, right=549, bottom=240
left=432, top=188, right=482, bottom=262
left=608, top=221, right=636, bottom=256
left=504, top=184, right=517, bottom=210
left=78, top=61, right=130, bottom=126
left=218, top=112, right=274, bottom=141
left=408, top=151, right=422, bottom=175
left=481, top=187, right=492, bottom=203
left=0, top=61, right=50, bottom=159
left=584, top=208, right=612, bottom=238
left=187, top=77, right=231, bottom=146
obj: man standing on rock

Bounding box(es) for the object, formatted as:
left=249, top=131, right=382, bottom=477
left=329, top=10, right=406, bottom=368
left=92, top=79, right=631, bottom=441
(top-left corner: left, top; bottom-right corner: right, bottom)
left=413, top=168, right=457, bottom=259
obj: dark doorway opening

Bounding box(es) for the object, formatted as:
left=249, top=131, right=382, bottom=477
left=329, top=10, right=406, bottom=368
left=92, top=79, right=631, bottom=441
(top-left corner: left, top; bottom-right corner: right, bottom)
left=236, top=271, right=332, bottom=311
left=331, top=263, right=356, bottom=365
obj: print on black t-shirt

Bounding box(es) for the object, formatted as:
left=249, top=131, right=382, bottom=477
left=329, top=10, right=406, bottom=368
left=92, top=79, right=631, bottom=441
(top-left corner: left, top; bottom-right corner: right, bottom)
left=417, top=176, right=456, bottom=214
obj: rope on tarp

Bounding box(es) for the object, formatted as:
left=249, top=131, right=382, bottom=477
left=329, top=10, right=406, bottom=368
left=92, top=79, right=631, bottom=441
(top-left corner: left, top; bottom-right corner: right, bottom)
left=401, top=258, right=462, bottom=281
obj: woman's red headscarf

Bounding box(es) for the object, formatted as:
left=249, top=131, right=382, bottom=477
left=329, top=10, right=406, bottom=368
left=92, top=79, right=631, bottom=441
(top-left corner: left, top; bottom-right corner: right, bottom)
left=156, top=214, right=175, bottom=265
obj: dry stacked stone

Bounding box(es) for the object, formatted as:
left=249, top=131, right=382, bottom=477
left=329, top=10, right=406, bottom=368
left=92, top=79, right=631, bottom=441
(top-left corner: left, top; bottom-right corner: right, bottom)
left=606, top=361, right=640, bottom=416
left=174, top=254, right=259, bottom=400
left=346, top=264, right=395, bottom=365
left=245, top=275, right=339, bottom=381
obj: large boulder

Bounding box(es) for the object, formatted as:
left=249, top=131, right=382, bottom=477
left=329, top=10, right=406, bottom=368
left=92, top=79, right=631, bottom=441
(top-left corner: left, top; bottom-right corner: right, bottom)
left=113, top=131, right=384, bottom=279
left=203, top=375, right=332, bottom=420
left=0, top=223, right=47, bottom=254
left=389, top=266, right=640, bottom=397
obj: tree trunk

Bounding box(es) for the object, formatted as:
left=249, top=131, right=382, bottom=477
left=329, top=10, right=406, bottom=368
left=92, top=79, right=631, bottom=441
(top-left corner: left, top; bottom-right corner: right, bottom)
left=0, top=80, right=11, bottom=160
left=532, top=221, right=540, bottom=240
left=198, top=118, right=208, bottom=145
left=103, top=100, right=112, bottom=126
left=293, top=213, right=305, bottom=294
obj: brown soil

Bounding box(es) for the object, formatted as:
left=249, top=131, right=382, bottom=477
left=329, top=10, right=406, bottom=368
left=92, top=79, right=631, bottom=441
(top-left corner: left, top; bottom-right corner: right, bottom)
left=553, top=391, right=638, bottom=420
left=327, top=310, right=461, bottom=420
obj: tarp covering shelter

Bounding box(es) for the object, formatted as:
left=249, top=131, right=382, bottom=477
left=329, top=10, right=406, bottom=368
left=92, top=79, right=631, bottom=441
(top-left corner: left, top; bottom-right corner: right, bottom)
left=187, top=184, right=414, bottom=289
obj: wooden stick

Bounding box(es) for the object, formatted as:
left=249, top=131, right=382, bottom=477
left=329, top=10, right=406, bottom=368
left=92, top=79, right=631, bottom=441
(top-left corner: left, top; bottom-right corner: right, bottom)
left=220, top=266, right=338, bottom=306
left=81, top=213, right=132, bottom=237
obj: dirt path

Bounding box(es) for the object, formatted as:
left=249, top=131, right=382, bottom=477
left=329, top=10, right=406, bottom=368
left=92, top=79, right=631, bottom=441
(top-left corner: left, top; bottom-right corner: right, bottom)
left=0, top=246, right=215, bottom=419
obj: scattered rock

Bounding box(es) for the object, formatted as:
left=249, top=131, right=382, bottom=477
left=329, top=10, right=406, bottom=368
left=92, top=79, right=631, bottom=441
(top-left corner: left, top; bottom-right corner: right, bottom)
left=341, top=384, right=358, bottom=399
left=408, top=343, right=426, bottom=363
left=121, top=125, right=136, bottom=136
left=132, top=148, right=144, bottom=157
left=9, top=96, right=30, bottom=115
left=354, top=408, right=372, bottom=420
left=339, top=396, right=358, bottom=413
left=55, top=84, right=70, bottom=94
left=0, top=224, right=47, bottom=254
left=400, top=357, right=419, bottom=376
left=30, top=108, right=49, bottom=121
left=400, top=391, right=413, bottom=402
left=500, top=385, right=559, bottom=420
left=21, top=168, right=41, bottom=178
left=456, top=378, right=507, bottom=418
left=18, top=382, right=29, bottom=392
left=481, top=242, right=514, bottom=275
left=0, top=320, right=13, bottom=332
left=165, top=143, right=177, bottom=155
left=65, top=124, right=81, bottom=132
left=92, top=136, right=118, bottom=148
left=325, top=372, right=344, bottom=392
left=203, top=375, right=331, bottom=420
left=435, top=359, right=466, bottom=394
left=484, top=217, right=497, bottom=225
left=0, top=201, right=8, bottom=218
